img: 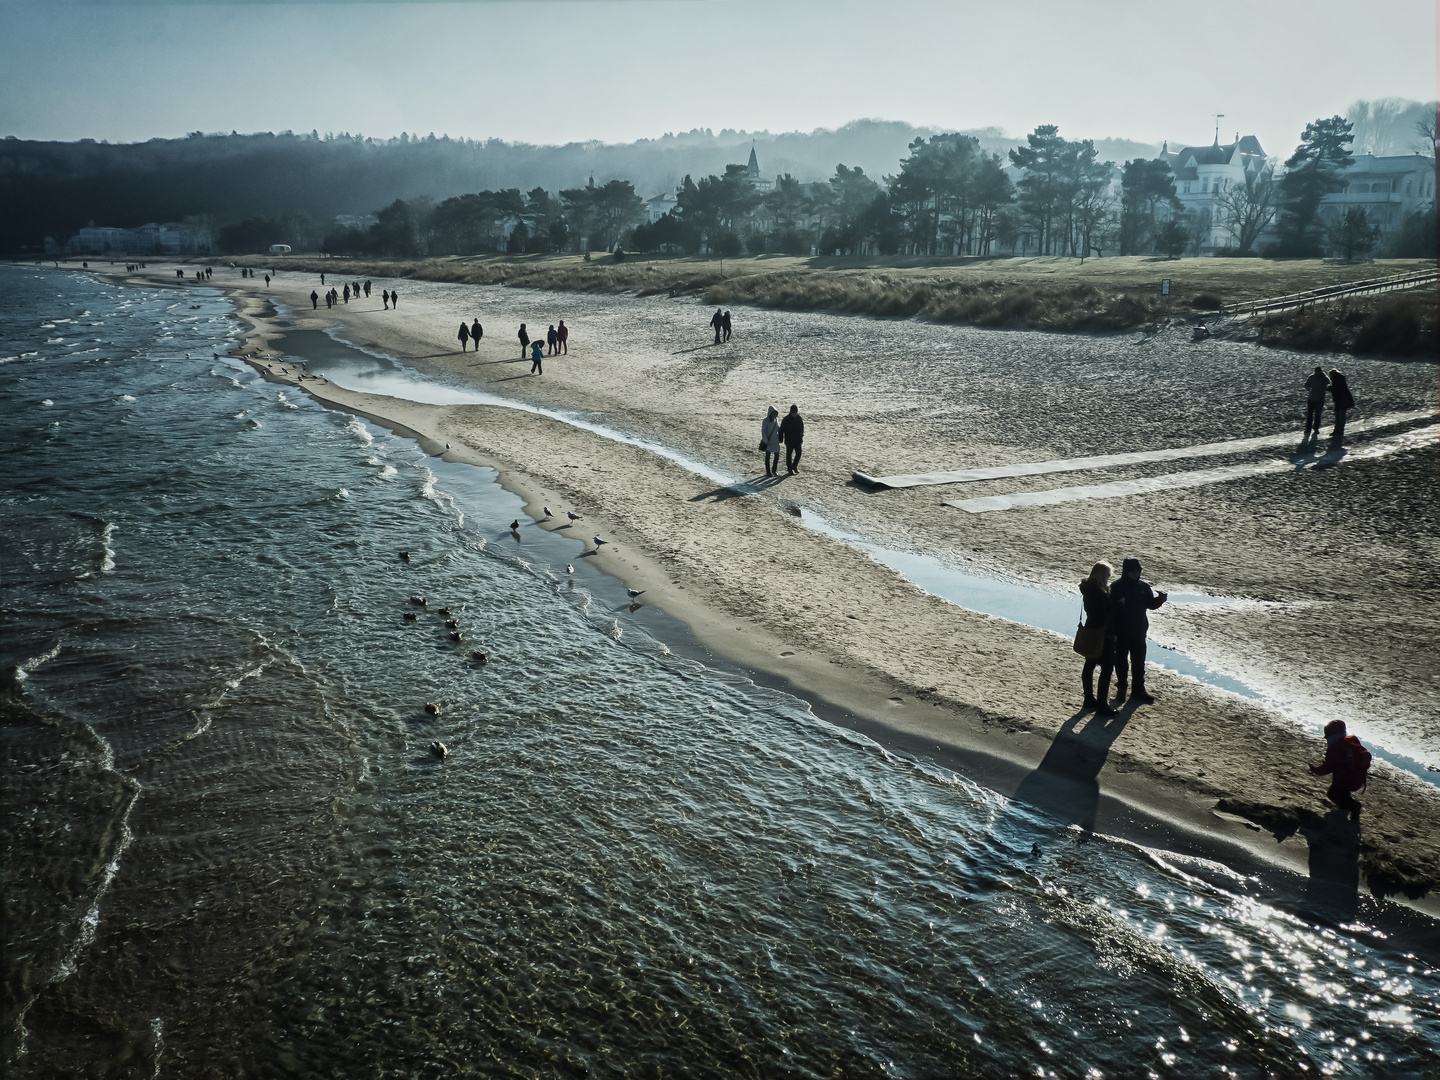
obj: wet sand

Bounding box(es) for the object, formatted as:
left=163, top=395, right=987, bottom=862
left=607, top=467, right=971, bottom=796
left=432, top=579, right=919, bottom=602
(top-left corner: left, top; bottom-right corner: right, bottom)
left=110, top=262, right=1440, bottom=909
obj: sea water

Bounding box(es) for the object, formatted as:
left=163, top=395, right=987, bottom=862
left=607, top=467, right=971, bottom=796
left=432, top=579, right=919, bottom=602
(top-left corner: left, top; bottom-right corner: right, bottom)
left=2, top=266, right=1437, bottom=1078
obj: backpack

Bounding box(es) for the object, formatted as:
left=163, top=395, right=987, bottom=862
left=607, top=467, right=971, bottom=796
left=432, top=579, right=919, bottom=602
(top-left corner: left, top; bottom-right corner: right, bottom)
left=1335, top=735, right=1372, bottom=791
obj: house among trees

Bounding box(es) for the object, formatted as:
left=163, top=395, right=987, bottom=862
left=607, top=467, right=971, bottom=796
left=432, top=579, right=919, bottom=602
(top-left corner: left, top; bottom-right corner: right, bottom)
left=746, top=143, right=774, bottom=194
left=1159, top=134, right=1272, bottom=255
left=1315, top=153, right=1435, bottom=255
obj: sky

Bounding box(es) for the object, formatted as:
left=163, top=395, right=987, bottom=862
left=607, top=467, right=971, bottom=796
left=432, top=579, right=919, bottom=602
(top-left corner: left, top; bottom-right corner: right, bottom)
left=1, top=0, right=1435, bottom=157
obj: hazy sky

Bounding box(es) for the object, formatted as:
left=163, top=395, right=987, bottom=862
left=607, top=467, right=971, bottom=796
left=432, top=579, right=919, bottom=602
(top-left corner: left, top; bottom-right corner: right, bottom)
left=2, top=0, right=1434, bottom=157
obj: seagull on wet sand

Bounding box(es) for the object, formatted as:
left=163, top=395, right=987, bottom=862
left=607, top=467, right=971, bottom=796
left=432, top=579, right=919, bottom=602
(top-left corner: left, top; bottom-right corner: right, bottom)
left=543, top=507, right=554, bottom=519
left=566, top=564, right=574, bottom=575
left=509, top=520, right=520, bottom=532
left=567, top=511, right=582, bottom=522
left=627, top=588, right=644, bottom=599
left=592, top=536, right=608, bottom=551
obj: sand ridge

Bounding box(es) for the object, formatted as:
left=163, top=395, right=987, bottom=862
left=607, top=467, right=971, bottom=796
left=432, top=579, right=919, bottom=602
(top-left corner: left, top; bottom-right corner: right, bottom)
left=109, top=262, right=1440, bottom=910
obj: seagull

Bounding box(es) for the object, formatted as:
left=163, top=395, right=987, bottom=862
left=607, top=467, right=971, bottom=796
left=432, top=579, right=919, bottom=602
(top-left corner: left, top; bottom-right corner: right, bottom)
left=470, top=650, right=489, bottom=664
left=509, top=520, right=520, bottom=532
left=566, top=564, right=574, bottom=575
left=592, top=536, right=608, bottom=550
left=566, top=511, right=582, bottom=522
left=445, top=443, right=451, bottom=450
left=430, top=740, right=448, bottom=759
left=543, top=507, right=554, bottom=519
left=399, top=551, right=410, bottom=562
left=627, top=588, right=644, bottom=599
left=424, top=702, right=440, bottom=715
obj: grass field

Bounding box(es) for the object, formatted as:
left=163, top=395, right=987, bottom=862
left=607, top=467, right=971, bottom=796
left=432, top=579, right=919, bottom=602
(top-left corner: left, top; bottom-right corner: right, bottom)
left=228, top=251, right=1438, bottom=351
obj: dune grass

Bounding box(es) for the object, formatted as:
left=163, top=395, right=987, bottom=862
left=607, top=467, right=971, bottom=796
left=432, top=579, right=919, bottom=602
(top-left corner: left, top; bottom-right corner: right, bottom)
left=234, top=251, right=1437, bottom=348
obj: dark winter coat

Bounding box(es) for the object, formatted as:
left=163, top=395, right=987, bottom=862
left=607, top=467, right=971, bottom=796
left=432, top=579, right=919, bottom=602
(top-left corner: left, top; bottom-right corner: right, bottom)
left=1330, top=374, right=1355, bottom=411
left=1110, top=576, right=1165, bottom=637
left=1079, top=579, right=1117, bottom=656
left=779, top=412, right=805, bottom=445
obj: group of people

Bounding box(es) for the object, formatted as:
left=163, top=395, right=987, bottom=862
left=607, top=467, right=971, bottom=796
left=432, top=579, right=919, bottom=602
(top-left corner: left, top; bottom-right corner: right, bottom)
left=1303, top=366, right=1356, bottom=442
left=515, top=322, right=569, bottom=374
left=1077, top=559, right=1371, bottom=816
left=759, top=404, right=805, bottom=477
left=710, top=308, right=734, bottom=344
left=238, top=268, right=271, bottom=286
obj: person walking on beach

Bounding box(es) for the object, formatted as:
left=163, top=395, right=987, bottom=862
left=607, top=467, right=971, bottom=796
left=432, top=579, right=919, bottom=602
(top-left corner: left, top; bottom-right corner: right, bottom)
left=364, top=280, right=371, bottom=299
left=1078, top=562, right=1118, bottom=715
left=1110, top=557, right=1167, bottom=705
left=1309, top=720, right=1371, bottom=818
left=530, top=339, right=545, bottom=375
left=382, top=289, right=390, bottom=310
left=457, top=321, right=471, bottom=352
left=321, top=273, right=325, bottom=286
left=310, top=290, right=319, bottom=310
left=1329, top=368, right=1355, bottom=442
left=518, top=323, right=530, bottom=358
left=391, top=289, right=399, bottom=308
left=722, top=310, right=732, bottom=342
left=780, top=403, right=805, bottom=474
left=264, top=274, right=270, bottom=288
left=760, top=406, right=782, bottom=477
left=471, top=318, right=482, bottom=346
left=1303, top=366, right=1329, bottom=441
left=711, top=308, right=724, bottom=345
left=547, top=324, right=558, bottom=356
left=343, top=284, right=350, bottom=304
left=557, top=320, right=569, bottom=354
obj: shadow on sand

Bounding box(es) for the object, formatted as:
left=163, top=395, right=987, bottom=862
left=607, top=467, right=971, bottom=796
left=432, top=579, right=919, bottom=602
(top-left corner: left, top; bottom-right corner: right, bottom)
left=1011, top=705, right=1134, bottom=842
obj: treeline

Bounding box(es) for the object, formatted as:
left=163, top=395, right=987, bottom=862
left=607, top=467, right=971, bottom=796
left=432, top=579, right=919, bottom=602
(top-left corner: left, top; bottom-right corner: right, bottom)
left=288, top=125, right=1249, bottom=260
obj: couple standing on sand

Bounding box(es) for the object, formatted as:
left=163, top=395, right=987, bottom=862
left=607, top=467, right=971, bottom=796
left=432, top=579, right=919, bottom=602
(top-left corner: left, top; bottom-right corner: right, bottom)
left=760, top=404, right=804, bottom=477
left=1075, top=558, right=1168, bottom=714
left=1302, top=366, right=1355, bottom=443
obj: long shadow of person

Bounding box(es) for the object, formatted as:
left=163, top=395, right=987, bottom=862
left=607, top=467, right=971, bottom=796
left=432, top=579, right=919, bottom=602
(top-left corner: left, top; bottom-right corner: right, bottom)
left=1297, top=806, right=1361, bottom=925
left=1010, top=705, right=1133, bottom=844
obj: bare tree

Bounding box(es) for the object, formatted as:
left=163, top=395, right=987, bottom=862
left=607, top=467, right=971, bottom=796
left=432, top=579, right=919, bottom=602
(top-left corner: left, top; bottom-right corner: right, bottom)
left=1216, top=163, right=1279, bottom=255
left=1414, top=105, right=1437, bottom=161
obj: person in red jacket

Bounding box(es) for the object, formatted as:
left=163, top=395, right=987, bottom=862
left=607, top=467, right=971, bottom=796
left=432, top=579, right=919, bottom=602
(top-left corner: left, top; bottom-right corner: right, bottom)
left=1310, top=720, right=1371, bottom=818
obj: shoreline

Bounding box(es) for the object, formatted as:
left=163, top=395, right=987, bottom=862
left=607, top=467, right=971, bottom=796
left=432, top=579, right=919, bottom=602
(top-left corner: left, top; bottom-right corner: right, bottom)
left=87, top=262, right=1440, bottom=920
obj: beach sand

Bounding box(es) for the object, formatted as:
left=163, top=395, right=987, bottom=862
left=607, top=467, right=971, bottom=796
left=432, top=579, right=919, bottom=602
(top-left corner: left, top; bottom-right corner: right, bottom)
left=112, top=262, right=1440, bottom=910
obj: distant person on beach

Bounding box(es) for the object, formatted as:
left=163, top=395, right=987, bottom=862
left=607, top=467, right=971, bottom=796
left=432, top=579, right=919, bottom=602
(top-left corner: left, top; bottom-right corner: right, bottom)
left=761, top=406, right=782, bottom=477
left=530, top=340, right=545, bottom=375
left=1309, top=720, right=1371, bottom=818
left=1329, top=368, right=1355, bottom=441
left=382, top=289, right=390, bottom=310
left=264, top=274, right=270, bottom=287
left=391, top=289, right=399, bottom=308
left=722, top=310, right=732, bottom=342
left=458, top=321, right=470, bottom=351
left=711, top=308, right=724, bottom=345
left=321, top=273, right=325, bottom=285
left=780, top=403, right=804, bottom=474
left=471, top=318, right=482, bottom=345
left=1078, top=562, right=1118, bottom=715
left=310, top=290, right=318, bottom=310
left=343, top=284, right=350, bottom=303
left=518, top=323, right=530, bottom=358
left=1110, top=558, right=1167, bottom=705
left=547, top=324, right=558, bottom=355
left=1303, top=366, right=1329, bottom=440
left=364, top=280, right=371, bottom=298
left=557, top=320, right=569, bottom=354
